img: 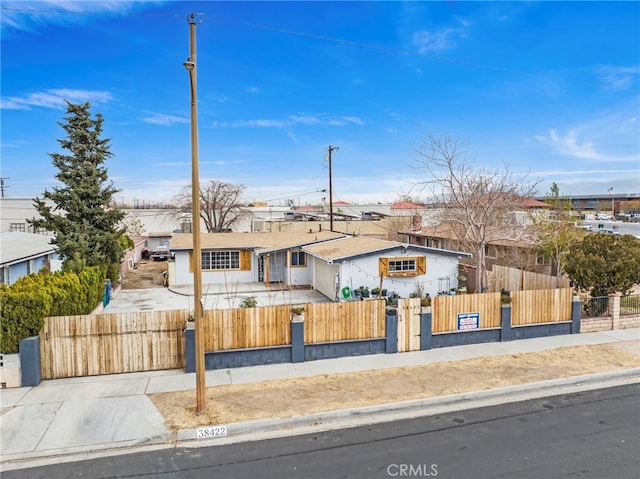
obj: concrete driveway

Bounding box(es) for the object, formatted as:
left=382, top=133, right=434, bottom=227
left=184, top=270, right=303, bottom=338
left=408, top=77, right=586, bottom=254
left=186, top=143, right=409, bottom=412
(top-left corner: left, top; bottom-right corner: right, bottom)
left=102, top=283, right=333, bottom=313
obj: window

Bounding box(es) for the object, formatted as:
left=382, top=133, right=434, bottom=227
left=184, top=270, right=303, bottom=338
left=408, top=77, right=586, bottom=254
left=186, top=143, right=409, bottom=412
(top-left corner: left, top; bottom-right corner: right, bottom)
left=389, top=259, right=416, bottom=273
left=0, top=267, right=9, bottom=285
left=290, top=250, right=306, bottom=267
left=9, top=223, right=26, bottom=232
left=201, top=251, right=240, bottom=270
left=379, top=256, right=426, bottom=277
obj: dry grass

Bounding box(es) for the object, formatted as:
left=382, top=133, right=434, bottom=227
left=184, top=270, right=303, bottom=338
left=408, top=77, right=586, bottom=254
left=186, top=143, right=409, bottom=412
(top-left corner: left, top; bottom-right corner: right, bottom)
left=149, top=341, right=639, bottom=431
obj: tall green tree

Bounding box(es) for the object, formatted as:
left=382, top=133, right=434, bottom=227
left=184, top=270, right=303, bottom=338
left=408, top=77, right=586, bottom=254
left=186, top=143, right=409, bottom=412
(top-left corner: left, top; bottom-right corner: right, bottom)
left=563, top=233, right=640, bottom=296
left=29, top=101, right=125, bottom=281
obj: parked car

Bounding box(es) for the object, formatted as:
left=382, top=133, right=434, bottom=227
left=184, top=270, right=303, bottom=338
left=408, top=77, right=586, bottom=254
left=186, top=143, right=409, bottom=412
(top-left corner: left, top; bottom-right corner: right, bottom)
left=151, top=246, right=171, bottom=261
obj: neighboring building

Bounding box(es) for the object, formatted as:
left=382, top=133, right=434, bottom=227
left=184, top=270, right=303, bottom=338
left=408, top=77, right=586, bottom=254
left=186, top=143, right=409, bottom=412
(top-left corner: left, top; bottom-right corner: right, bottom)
left=0, top=232, right=62, bottom=285
left=403, top=222, right=550, bottom=292
left=168, top=231, right=471, bottom=300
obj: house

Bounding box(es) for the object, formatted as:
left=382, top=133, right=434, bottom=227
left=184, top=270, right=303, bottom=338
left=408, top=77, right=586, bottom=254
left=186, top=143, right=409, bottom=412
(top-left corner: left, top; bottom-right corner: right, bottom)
left=303, top=236, right=471, bottom=299
left=168, top=231, right=471, bottom=300
left=0, top=232, right=62, bottom=285
left=168, top=230, right=348, bottom=288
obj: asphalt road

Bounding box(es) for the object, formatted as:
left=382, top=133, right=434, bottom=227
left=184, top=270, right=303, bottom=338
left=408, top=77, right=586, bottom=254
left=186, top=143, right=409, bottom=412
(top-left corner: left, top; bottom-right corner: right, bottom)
left=6, top=384, right=639, bottom=479
left=583, top=220, right=640, bottom=237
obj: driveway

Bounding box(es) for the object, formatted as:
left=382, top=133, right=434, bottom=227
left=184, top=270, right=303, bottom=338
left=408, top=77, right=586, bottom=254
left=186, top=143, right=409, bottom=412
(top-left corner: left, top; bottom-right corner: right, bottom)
left=103, top=283, right=333, bottom=313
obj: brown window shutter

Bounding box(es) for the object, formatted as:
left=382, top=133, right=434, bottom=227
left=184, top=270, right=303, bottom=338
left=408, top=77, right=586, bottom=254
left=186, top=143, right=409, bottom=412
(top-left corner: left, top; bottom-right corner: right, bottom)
left=241, top=250, right=251, bottom=271
left=189, top=251, right=194, bottom=273
left=417, top=256, right=426, bottom=274
left=379, top=257, right=389, bottom=276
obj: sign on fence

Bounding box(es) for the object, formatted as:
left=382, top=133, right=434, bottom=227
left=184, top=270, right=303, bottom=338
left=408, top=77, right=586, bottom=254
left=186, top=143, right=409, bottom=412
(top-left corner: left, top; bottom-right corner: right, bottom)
left=457, top=312, right=480, bottom=331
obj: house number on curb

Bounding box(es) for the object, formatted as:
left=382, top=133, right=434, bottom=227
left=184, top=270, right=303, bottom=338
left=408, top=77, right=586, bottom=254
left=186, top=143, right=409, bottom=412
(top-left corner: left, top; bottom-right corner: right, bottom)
left=196, top=425, right=228, bottom=439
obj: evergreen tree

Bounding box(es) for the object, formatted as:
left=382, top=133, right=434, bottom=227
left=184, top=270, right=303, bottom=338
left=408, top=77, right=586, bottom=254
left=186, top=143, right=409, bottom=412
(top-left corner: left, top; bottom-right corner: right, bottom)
left=29, top=102, right=125, bottom=281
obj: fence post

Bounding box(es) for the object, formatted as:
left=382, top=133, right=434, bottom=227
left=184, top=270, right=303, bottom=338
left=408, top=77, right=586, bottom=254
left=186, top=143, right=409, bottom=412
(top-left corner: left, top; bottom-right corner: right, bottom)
left=571, top=296, right=581, bottom=334
left=185, top=325, right=195, bottom=373
left=291, top=318, right=305, bottom=363
left=610, top=293, right=621, bottom=330
left=385, top=309, right=398, bottom=354
left=420, top=308, right=432, bottom=350
left=19, top=336, right=41, bottom=387
left=500, top=305, right=512, bottom=341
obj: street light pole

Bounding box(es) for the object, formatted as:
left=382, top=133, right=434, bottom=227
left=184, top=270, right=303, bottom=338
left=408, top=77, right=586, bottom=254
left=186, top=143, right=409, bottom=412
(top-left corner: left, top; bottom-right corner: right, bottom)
left=184, top=13, right=206, bottom=413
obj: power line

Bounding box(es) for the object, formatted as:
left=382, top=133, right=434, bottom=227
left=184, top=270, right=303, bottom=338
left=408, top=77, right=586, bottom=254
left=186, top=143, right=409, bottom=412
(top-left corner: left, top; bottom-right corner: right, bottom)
left=1, top=6, right=602, bottom=86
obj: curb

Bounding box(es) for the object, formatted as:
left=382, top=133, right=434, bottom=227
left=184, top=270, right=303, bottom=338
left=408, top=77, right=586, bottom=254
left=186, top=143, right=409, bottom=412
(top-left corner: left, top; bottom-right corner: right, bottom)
left=176, top=367, right=640, bottom=446
left=3, top=367, right=639, bottom=470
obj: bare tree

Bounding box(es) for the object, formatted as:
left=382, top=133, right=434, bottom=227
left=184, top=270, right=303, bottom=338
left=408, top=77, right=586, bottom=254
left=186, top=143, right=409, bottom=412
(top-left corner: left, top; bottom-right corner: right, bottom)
left=412, top=134, right=540, bottom=292
left=174, top=180, right=250, bottom=233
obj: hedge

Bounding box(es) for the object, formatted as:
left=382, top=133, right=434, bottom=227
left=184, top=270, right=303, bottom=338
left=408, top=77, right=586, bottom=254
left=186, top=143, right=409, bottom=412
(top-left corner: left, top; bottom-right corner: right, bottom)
left=0, top=266, right=105, bottom=353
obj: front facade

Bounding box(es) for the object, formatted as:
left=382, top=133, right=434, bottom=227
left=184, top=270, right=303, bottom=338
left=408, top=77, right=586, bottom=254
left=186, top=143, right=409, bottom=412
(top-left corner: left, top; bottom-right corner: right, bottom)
left=304, top=236, right=471, bottom=300
left=169, top=231, right=471, bottom=301
left=168, top=230, right=348, bottom=288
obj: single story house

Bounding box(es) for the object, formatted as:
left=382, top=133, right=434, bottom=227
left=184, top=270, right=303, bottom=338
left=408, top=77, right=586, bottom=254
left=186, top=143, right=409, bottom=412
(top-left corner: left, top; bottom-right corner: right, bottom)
left=0, top=232, right=62, bottom=285
left=168, top=231, right=471, bottom=300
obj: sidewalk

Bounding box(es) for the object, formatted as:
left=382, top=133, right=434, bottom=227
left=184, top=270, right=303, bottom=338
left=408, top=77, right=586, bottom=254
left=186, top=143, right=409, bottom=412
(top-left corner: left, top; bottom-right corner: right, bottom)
left=1, top=328, right=638, bottom=470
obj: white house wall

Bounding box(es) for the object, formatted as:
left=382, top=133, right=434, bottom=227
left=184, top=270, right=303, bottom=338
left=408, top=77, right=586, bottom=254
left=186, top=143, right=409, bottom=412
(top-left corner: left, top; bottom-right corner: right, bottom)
left=284, top=256, right=314, bottom=289
left=172, top=251, right=256, bottom=286
left=337, top=250, right=460, bottom=299
left=313, top=257, right=339, bottom=300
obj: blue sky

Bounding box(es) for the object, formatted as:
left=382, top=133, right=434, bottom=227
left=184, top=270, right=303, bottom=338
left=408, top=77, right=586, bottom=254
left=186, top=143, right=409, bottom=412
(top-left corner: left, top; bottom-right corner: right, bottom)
left=1, top=1, right=639, bottom=207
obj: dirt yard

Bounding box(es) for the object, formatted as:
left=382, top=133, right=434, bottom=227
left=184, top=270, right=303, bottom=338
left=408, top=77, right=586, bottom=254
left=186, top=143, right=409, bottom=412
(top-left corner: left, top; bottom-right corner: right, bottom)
left=122, top=259, right=167, bottom=289
left=150, top=340, right=640, bottom=431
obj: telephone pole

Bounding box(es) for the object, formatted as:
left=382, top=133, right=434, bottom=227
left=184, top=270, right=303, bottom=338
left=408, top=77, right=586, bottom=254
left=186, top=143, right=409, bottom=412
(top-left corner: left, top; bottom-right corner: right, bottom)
left=0, top=177, right=9, bottom=197
left=327, top=146, right=339, bottom=232
left=184, top=12, right=206, bottom=413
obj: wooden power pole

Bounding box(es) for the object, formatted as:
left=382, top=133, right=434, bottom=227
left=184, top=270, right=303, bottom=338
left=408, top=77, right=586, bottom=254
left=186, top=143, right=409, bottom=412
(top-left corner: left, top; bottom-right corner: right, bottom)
left=327, top=146, right=339, bottom=232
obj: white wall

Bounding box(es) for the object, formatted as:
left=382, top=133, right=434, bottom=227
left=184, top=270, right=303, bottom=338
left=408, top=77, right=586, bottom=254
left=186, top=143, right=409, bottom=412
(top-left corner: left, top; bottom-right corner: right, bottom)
left=313, top=258, right=339, bottom=299
left=337, top=250, right=460, bottom=299
left=172, top=251, right=256, bottom=286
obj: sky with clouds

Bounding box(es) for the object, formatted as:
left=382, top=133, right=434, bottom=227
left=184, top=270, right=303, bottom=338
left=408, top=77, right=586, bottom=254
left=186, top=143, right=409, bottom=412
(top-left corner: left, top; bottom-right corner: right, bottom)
left=1, top=1, right=639, bottom=206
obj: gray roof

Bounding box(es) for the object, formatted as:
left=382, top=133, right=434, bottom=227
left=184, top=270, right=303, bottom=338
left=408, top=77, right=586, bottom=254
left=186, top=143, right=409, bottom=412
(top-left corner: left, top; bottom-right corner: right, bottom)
left=303, top=236, right=472, bottom=262
left=0, top=232, right=57, bottom=266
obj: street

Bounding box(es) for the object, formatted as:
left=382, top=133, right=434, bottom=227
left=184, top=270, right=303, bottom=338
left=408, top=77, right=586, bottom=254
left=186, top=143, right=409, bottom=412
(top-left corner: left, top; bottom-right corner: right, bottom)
left=5, top=383, right=639, bottom=479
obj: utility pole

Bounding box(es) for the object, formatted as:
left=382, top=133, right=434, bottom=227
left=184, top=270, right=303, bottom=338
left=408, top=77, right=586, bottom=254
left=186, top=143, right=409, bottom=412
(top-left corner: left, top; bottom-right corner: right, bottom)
left=327, top=146, right=339, bottom=232
left=0, top=177, right=9, bottom=197
left=184, top=12, right=206, bottom=413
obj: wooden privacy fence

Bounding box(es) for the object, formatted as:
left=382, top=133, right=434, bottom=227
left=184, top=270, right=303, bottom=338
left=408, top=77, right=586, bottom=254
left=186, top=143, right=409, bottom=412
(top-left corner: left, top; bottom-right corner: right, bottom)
left=38, top=288, right=573, bottom=379
left=304, top=300, right=386, bottom=344
left=40, top=310, right=187, bottom=379
left=489, top=265, right=570, bottom=292
left=204, top=305, right=292, bottom=351
left=431, top=292, right=502, bottom=333
left=511, top=288, right=573, bottom=326
left=203, top=300, right=386, bottom=350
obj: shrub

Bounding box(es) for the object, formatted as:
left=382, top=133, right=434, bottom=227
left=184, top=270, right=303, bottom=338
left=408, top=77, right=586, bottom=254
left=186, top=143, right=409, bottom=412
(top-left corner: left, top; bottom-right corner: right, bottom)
left=239, top=296, right=258, bottom=308
left=0, top=286, right=52, bottom=353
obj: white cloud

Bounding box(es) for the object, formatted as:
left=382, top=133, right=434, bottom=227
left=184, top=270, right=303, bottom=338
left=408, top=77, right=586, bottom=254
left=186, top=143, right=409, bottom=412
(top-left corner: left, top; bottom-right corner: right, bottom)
left=141, top=113, right=189, bottom=126
left=535, top=110, right=640, bottom=163
left=0, top=89, right=113, bottom=110
left=246, top=87, right=260, bottom=94
left=413, top=28, right=457, bottom=53
left=596, top=65, right=640, bottom=91
left=1, top=1, right=163, bottom=38
left=213, top=113, right=364, bottom=129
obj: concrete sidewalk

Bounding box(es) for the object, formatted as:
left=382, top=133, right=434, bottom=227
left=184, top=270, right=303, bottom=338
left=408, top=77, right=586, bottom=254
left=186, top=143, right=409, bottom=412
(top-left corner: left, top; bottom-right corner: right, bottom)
left=1, top=328, right=639, bottom=470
